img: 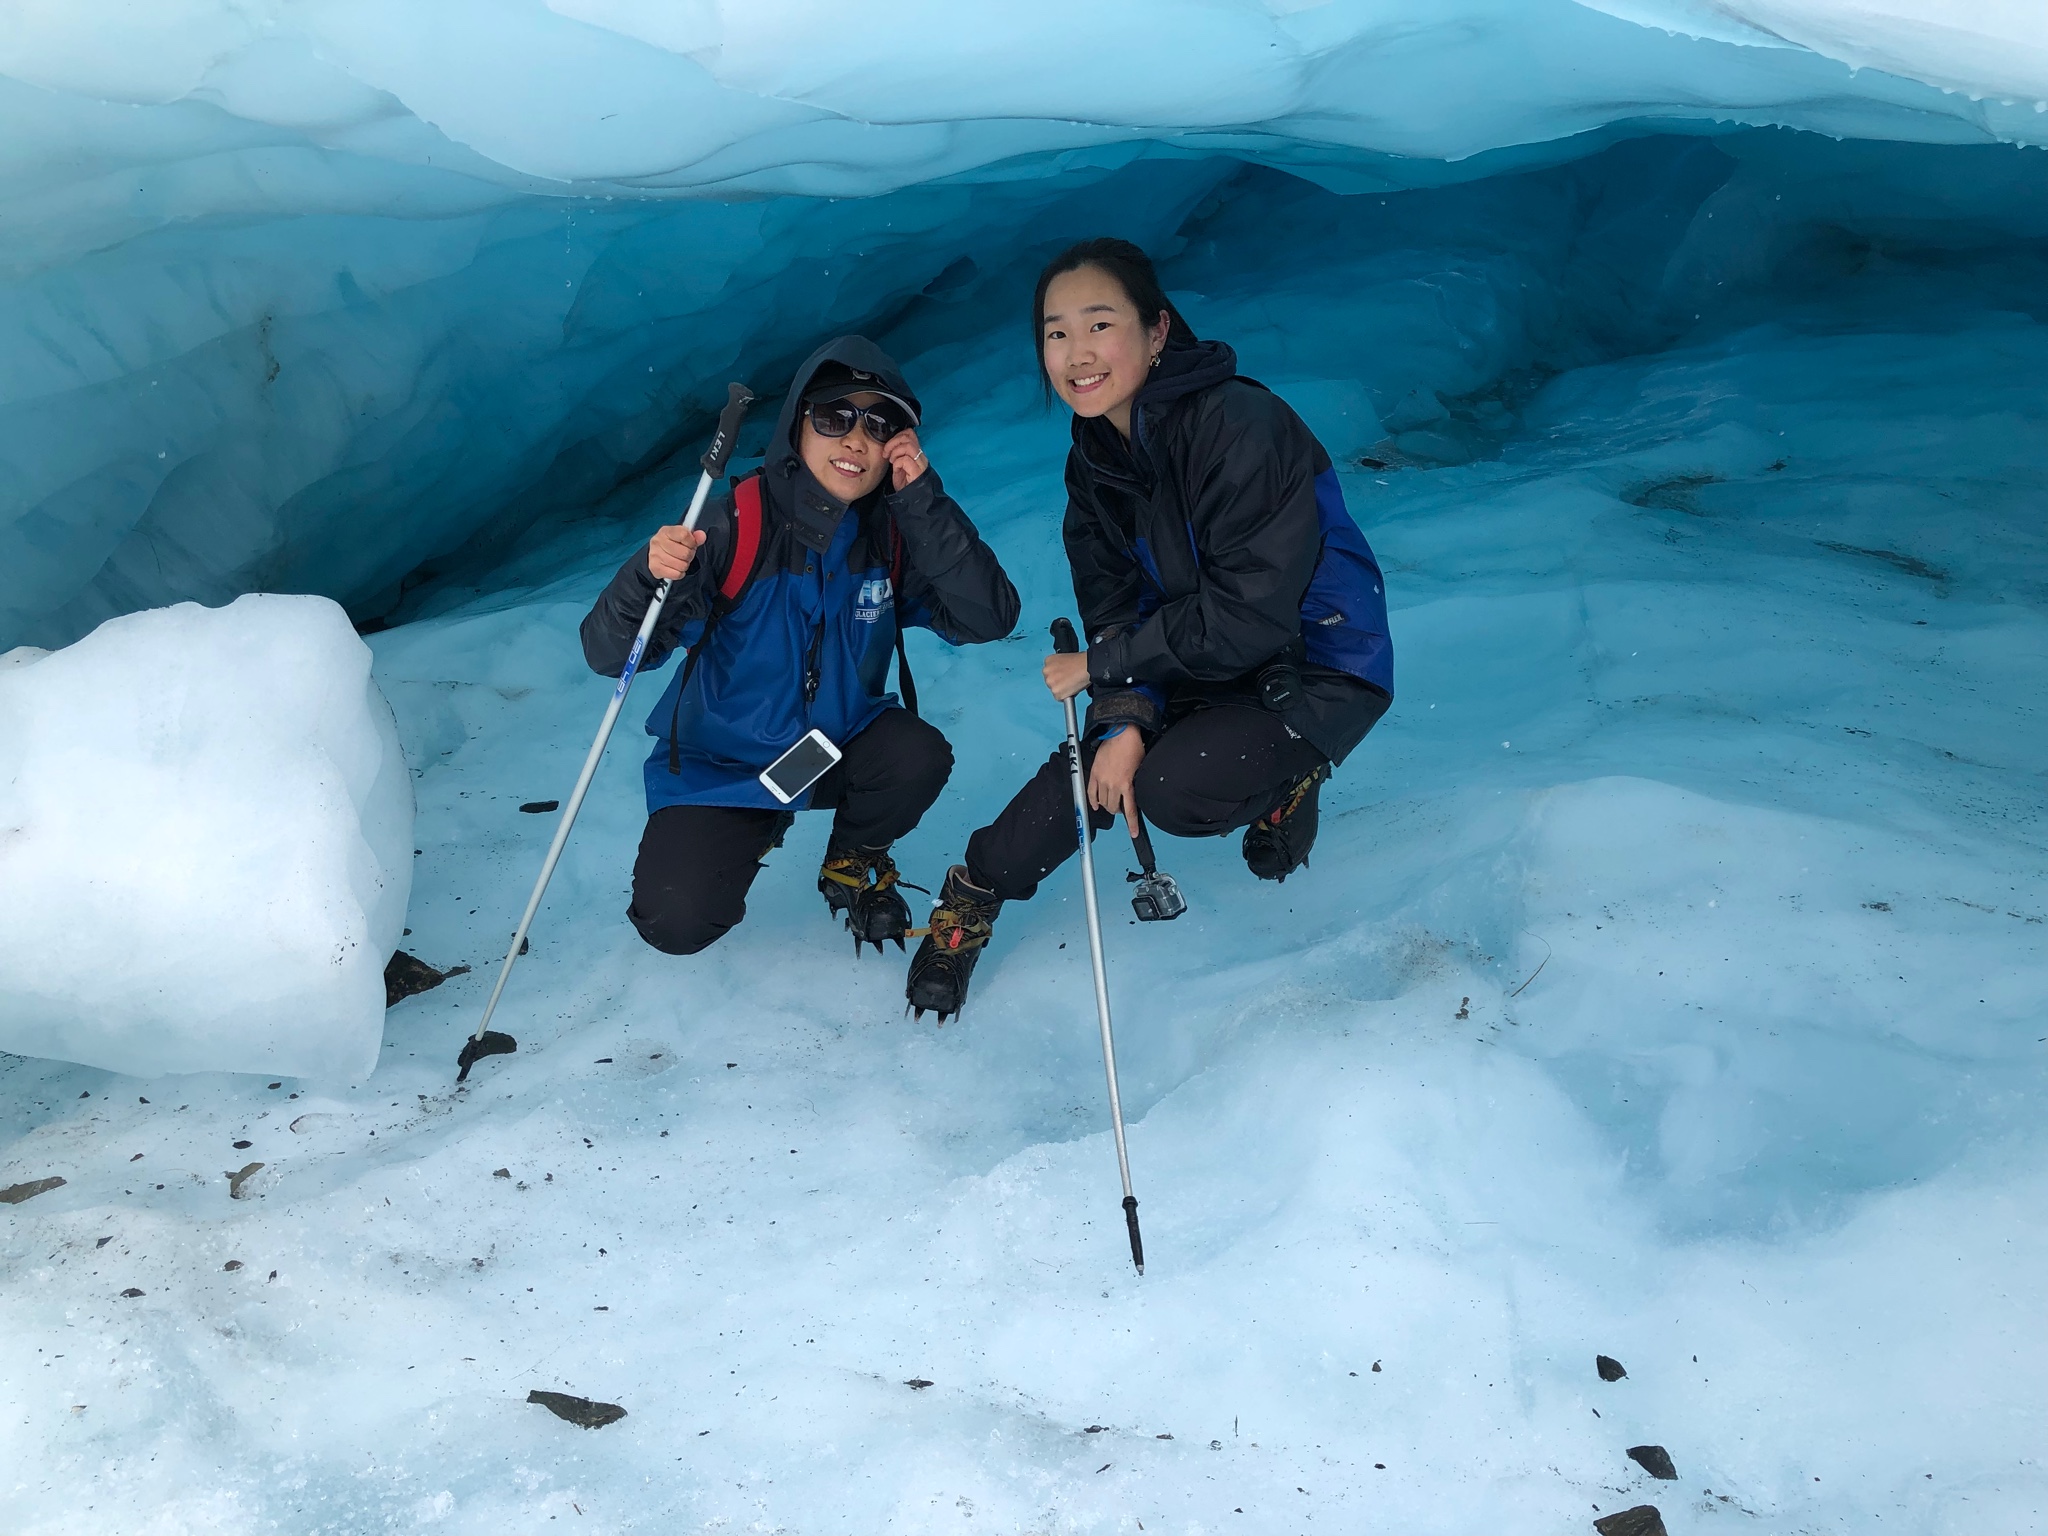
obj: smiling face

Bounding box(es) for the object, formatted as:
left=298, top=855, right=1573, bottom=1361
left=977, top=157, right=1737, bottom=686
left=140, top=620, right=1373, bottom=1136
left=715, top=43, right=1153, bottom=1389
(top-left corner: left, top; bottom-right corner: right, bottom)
left=1040, top=265, right=1173, bottom=437
left=798, top=390, right=892, bottom=502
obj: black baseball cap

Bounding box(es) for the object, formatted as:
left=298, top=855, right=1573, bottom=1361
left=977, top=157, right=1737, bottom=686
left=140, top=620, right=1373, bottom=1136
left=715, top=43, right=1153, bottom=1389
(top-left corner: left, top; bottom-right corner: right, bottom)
left=801, top=362, right=920, bottom=426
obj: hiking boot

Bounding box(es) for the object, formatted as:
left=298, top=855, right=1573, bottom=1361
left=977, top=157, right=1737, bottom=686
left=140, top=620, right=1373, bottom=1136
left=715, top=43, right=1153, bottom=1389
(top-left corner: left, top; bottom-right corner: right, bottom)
left=819, top=843, right=916, bottom=954
left=904, top=865, right=1002, bottom=1023
left=1242, top=763, right=1329, bottom=883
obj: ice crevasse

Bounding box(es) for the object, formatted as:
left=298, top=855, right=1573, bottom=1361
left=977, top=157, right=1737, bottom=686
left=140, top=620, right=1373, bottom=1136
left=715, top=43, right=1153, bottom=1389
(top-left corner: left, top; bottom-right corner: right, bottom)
left=0, top=6, right=2043, bottom=1532
left=2, top=0, right=2046, bottom=649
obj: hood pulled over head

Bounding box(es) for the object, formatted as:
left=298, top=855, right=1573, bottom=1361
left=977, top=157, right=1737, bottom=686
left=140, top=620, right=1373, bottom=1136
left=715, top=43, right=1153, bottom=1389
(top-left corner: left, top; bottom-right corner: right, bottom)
left=771, top=336, right=922, bottom=461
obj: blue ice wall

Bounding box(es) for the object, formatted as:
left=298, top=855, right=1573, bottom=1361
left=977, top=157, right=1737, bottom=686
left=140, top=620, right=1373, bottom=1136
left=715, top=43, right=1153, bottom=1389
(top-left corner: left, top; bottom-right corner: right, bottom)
left=0, top=149, right=1232, bottom=645
left=2, top=2, right=2044, bottom=649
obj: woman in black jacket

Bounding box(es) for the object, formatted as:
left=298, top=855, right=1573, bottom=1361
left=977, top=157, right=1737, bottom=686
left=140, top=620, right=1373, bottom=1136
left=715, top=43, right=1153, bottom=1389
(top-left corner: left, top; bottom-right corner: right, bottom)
left=905, top=240, right=1393, bottom=1020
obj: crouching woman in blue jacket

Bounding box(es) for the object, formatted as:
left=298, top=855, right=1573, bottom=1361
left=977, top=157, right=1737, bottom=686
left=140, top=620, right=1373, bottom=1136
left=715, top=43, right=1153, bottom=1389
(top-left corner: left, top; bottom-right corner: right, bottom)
left=580, top=337, right=1020, bottom=957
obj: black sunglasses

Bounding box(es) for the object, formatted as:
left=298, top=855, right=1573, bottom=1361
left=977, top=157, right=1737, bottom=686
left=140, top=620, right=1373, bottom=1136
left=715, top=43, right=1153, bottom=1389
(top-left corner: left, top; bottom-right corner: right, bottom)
left=806, top=400, right=911, bottom=442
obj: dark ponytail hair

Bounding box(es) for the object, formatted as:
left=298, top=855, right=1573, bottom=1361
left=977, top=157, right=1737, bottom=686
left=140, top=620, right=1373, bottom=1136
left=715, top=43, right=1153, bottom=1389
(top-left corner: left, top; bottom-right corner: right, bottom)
left=1032, top=238, right=1198, bottom=399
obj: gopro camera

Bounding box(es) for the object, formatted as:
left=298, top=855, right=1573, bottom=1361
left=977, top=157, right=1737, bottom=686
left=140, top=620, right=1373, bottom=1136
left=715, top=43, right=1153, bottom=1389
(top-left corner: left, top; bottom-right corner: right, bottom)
left=1127, top=867, right=1187, bottom=923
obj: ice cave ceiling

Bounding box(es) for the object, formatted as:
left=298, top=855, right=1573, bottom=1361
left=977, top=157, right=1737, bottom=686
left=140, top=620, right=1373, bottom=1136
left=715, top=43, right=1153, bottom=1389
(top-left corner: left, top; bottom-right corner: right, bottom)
left=2, top=0, right=2044, bottom=652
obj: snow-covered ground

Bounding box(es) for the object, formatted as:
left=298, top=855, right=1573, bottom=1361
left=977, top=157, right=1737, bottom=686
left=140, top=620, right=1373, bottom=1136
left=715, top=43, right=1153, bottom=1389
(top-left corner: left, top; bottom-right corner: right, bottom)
left=3, top=181, right=2041, bottom=1529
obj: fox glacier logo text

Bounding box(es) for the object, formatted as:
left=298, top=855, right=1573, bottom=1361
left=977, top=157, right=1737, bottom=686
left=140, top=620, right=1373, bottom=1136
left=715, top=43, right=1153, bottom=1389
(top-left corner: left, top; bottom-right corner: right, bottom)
left=854, top=576, right=893, bottom=624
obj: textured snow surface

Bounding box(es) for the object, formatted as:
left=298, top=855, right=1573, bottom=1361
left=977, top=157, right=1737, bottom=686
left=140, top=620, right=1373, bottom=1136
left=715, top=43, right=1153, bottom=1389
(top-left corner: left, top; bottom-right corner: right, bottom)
left=1, top=169, right=2041, bottom=1527
left=5, top=0, right=2048, bottom=653
left=0, top=594, right=411, bottom=1080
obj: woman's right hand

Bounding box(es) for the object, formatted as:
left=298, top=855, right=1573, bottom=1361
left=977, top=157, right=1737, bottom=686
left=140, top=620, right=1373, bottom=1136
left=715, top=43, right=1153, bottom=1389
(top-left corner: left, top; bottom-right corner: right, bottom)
left=647, top=525, right=707, bottom=582
left=1088, top=727, right=1147, bottom=839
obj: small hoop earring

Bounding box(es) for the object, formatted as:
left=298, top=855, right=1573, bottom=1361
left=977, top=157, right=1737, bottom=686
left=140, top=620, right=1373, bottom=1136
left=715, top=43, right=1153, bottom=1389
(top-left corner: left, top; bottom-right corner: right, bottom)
left=1148, top=353, right=1161, bottom=368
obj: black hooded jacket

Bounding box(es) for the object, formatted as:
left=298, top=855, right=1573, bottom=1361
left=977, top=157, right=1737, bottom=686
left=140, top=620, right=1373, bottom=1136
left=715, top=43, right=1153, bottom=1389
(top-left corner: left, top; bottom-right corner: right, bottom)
left=580, top=337, right=1019, bottom=810
left=1063, top=339, right=1393, bottom=764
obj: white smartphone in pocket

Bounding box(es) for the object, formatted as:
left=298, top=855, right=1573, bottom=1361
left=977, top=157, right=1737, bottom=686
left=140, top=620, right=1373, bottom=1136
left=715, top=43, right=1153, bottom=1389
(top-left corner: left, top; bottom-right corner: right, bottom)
left=759, top=728, right=841, bottom=804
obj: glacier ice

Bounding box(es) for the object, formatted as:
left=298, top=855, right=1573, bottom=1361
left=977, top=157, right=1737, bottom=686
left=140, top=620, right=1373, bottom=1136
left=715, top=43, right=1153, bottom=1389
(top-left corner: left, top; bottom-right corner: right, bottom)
left=4, top=1, right=2048, bottom=651
left=0, top=1, right=2044, bottom=1531
left=1584, top=0, right=2048, bottom=105
left=3, top=266, right=2040, bottom=1526
left=0, top=594, right=411, bottom=1079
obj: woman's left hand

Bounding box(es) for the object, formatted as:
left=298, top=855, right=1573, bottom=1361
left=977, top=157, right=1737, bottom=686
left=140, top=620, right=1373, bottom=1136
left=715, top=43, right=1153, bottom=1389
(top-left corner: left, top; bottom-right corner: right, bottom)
left=884, top=429, right=929, bottom=491
left=1042, top=651, right=1090, bottom=702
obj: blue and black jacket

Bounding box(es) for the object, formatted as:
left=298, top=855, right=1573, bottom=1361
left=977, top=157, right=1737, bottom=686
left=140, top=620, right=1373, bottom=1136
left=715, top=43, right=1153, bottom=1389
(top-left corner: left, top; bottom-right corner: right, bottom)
left=581, top=337, right=1020, bottom=812
left=1065, top=339, right=1392, bottom=764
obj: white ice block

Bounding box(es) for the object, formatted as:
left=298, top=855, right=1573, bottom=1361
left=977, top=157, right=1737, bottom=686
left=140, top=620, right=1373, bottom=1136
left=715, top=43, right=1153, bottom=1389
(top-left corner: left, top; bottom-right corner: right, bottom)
left=0, top=594, right=412, bottom=1079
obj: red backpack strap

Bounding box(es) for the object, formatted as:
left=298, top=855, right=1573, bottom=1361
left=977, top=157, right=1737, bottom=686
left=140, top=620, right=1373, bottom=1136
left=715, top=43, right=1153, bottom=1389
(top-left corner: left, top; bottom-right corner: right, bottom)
left=719, top=472, right=764, bottom=603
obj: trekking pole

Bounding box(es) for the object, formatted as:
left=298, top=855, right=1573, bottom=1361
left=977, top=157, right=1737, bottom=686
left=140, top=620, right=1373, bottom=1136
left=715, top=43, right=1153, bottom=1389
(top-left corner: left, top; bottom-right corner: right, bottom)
left=1050, top=617, right=1145, bottom=1274
left=456, top=382, right=755, bottom=1082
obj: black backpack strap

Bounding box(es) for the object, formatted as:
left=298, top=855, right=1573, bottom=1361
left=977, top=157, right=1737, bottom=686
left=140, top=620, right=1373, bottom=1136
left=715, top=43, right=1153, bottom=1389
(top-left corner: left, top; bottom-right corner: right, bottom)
left=667, top=473, right=765, bottom=774
left=890, top=519, right=918, bottom=718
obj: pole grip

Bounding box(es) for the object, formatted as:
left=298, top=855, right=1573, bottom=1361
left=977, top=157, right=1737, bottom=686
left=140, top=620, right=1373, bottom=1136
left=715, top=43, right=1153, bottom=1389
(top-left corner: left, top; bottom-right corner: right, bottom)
left=700, top=382, right=756, bottom=475
left=1051, top=617, right=1080, bottom=655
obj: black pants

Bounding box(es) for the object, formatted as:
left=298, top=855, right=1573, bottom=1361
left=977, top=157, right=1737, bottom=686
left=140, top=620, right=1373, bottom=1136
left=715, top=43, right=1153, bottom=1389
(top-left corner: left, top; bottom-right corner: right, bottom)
left=964, top=703, right=1330, bottom=903
left=628, top=707, right=953, bottom=955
